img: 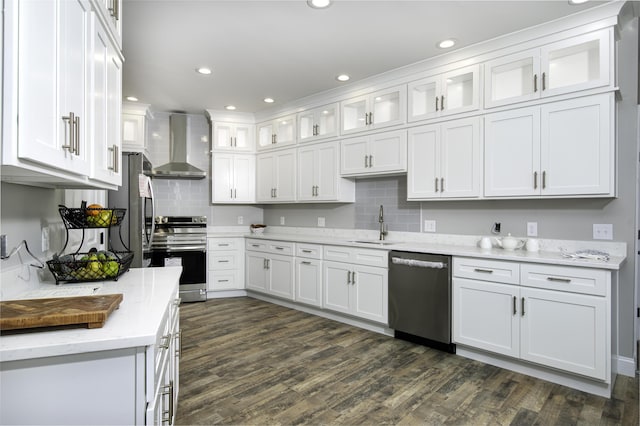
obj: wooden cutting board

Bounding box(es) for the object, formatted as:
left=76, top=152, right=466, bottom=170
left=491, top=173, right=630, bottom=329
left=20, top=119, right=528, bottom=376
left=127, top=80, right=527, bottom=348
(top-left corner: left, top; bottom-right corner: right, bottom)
left=0, top=294, right=123, bottom=331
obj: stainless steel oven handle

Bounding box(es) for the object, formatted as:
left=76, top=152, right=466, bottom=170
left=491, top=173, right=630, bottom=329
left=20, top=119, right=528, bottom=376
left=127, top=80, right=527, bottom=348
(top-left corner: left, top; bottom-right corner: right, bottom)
left=154, top=246, right=207, bottom=252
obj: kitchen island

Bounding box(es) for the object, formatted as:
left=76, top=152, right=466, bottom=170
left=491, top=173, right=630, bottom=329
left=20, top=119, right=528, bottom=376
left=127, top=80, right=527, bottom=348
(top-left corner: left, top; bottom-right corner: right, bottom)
left=0, top=267, right=181, bottom=425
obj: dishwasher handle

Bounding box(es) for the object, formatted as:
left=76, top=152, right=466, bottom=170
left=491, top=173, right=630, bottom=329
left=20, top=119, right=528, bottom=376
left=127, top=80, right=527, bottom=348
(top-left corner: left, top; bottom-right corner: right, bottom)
left=391, top=257, right=447, bottom=269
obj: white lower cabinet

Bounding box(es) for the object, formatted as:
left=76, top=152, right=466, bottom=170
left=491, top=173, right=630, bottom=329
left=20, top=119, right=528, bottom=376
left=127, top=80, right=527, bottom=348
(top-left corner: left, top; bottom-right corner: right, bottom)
left=295, top=243, right=323, bottom=307
left=208, top=237, right=245, bottom=291
left=323, top=246, right=388, bottom=324
left=245, top=239, right=294, bottom=300
left=452, top=257, right=608, bottom=381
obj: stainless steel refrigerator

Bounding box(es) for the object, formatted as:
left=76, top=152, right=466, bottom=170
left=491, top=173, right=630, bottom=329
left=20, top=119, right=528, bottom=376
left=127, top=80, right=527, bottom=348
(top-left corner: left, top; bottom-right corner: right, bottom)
left=108, top=152, right=155, bottom=268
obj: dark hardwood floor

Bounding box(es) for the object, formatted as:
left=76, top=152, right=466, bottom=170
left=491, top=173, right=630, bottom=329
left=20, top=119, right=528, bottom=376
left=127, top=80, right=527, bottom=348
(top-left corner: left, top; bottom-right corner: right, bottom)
left=176, top=297, right=638, bottom=425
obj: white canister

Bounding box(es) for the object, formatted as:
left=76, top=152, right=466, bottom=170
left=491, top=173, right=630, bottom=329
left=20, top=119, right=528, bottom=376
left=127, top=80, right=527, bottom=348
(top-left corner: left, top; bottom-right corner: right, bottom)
left=525, top=238, right=540, bottom=252
left=478, top=237, right=492, bottom=250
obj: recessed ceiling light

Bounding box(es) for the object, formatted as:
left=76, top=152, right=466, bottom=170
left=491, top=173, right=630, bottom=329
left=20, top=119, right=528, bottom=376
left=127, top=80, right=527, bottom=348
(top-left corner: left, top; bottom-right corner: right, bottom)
left=336, top=74, right=350, bottom=82
left=307, top=0, right=331, bottom=9
left=438, top=39, right=457, bottom=49
left=225, top=105, right=236, bottom=111
left=196, top=67, right=212, bottom=75
left=263, top=97, right=275, bottom=103
left=568, top=0, right=589, bottom=4
left=126, top=96, right=139, bottom=102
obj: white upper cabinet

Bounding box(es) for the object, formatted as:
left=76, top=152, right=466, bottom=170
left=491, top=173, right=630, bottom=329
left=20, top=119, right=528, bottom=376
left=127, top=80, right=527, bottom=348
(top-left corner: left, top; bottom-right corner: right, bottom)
left=341, top=85, right=406, bottom=135
left=485, top=29, right=611, bottom=108
left=256, top=149, right=297, bottom=202
left=484, top=93, right=613, bottom=198
left=122, top=102, right=152, bottom=155
left=298, top=103, right=339, bottom=143
left=2, top=0, right=123, bottom=189
left=257, top=114, right=296, bottom=150
left=340, top=130, right=407, bottom=177
left=297, top=141, right=355, bottom=202
left=407, top=118, right=482, bottom=200
left=213, top=122, right=254, bottom=151
left=408, top=64, right=480, bottom=122
left=211, top=154, right=255, bottom=203
left=89, top=16, right=122, bottom=187
left=14, top=0, right=92, bottom=177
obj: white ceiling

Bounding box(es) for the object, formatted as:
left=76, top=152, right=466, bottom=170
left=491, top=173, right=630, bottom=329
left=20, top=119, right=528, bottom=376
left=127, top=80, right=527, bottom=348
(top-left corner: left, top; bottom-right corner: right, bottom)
left=121, top=0, right=607, bottom=115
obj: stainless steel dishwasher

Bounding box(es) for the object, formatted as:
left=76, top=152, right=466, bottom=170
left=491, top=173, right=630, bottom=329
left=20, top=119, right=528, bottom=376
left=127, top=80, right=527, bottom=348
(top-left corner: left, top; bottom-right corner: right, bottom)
left=388, top=251, right=455, bottom=353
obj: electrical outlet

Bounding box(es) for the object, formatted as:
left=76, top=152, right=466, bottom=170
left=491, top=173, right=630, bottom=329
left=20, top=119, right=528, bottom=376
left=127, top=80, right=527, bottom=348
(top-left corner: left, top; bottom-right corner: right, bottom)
left=280, top=216, right=285, bottom=225
left=593, top=224, right=613, bottom=240
left=527, top=222, right=538, bottom=237
left=41, top=227, right=50, bottom=252
left=237, top=216, right=244, bottom=225
left=424, top=220, right=436, bottom=233
left=317, top=217, right=325, bottom=227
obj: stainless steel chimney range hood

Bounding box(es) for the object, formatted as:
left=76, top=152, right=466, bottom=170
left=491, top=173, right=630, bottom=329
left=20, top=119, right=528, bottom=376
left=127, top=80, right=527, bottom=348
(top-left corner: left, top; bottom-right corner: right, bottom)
left=152, top=114, right=207, bottom=179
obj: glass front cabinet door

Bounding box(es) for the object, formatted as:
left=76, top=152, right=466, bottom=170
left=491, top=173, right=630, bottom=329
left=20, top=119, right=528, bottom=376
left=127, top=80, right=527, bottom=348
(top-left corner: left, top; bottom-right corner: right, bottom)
left=298, top=103, right=338, bottom=143
left=341, top=85, right=405, bottom=135
left=408, top=65, right=479, bottom=122
left=485, top=28, right=611, bottom=108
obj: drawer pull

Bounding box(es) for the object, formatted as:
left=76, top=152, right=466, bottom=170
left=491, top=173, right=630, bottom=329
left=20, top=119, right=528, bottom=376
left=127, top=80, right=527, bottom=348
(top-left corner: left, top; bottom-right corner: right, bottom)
left=218, top=279, right=229, bottom=282
left=302, top=249, right=312, bottom=253
left=546, top=277, right=571, bottom=283
left=474, top=268, right=494, bottom=274
left=252, top=244, right=260, bottom=247
left=301, top=261, right=311, bottom=265
left=275, top=246, right=284, bottom=250
left=218, top=244, right=229, bottom=247
left=521, top=297, right=525, bottom=317
left=218, top=260, right=229, bottom=263
left=513, top=296, right=517, bottom=315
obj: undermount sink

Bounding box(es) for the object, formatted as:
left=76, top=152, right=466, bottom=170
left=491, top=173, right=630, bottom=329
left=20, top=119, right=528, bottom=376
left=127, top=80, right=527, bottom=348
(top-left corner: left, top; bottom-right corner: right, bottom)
left=349, top=240, right=402, bottom=246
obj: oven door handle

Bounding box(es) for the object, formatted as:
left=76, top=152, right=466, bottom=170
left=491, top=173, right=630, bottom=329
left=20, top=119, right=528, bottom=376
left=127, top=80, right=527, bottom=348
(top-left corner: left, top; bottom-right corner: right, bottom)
left=154, top=246, right=207, bottom=253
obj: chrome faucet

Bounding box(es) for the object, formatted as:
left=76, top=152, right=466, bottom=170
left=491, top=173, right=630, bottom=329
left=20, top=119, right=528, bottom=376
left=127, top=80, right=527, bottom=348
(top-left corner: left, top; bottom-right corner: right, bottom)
left=379, top=205, right=388, bottom=241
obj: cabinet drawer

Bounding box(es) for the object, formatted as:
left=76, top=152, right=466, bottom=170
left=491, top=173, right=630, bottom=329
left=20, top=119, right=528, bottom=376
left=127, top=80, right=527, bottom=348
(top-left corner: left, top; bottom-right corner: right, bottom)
left=453, top=257, right=520, bottom=284
left=296, top=243, right=323, bottom=259
left=208, top=270, right=243, bottom=291
left=268, top=241, right=294, bottom=256
left=246, top=239, right=268, bottom=252
left=324, top=245, right=388, bottom=268
left=208, top=238, right=239, bottom=251
left=521, top=264, right=608, bottom=296
left=208, top=252, right=239, bottom=270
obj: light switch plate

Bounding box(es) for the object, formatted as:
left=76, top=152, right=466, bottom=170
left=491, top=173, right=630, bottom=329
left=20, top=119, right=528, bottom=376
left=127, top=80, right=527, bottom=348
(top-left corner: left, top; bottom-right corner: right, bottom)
left=280, top=216, right=285, bottom=225
left=527, top=222, right=538, bottom=237
left=593, top=224, right=613, bottom=240
left=237, top=216, right=244, bottom=225
left=317, top=217, right=325, bottom=227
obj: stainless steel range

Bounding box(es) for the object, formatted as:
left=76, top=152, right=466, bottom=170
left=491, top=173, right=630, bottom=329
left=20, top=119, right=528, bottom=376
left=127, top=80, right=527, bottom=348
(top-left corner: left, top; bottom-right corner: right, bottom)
left=149, top=216, right=207, bottom=302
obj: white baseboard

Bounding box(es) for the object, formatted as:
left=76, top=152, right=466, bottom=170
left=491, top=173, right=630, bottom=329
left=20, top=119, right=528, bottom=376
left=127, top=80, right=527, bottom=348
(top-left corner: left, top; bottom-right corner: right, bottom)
left=615, top=355, right=637, bottom=377
left=206, top=289, right=247, bottom=299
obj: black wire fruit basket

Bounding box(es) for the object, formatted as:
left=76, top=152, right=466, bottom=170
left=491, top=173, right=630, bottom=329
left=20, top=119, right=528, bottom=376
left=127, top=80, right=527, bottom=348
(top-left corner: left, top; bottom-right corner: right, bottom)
left=59, top=206, right=127, bottom=228
left=47, top=250, right=134, bottom=284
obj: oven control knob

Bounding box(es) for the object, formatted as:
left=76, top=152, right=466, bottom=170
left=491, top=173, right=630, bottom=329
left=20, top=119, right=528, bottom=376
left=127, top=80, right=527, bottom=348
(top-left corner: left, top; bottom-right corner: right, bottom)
left=162, top=217, right=168, bottom=223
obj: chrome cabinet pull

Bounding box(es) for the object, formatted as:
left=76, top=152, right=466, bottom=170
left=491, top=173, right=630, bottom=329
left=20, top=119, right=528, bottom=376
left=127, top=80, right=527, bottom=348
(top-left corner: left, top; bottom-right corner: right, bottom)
left=533, top=74, right=538, bottom=93
left=435, top=97, right=439, bottom=112
left=369, top=155, right=373, bottom=167
left=301, top=261, right=311, bottom=265
left=273, top=188, right=277, bottom=198
left=542, top=171, right=546, bottom=189
left=219, top=243, right=229, bottom=247
left=234, top=188, right=237, bottom=198
left=74, top=116, right=80, bottom=155
left=534, top=171, right=538, bottom=189
left=302, top=249, right=312, bottom=253
left=542, top=72, right=546, bottom=91
left=435, top=177, right=439, bottom=192
left=218, top=260, right=229, bottom=263
left=474, top=268, right=494, bottom=273
left=252, top=244, right=260, bottom=248
left=114, top=145, right=119, bottom=172
left=231, top=188, right=233, bottom=198
left=364, top=155, right=369, bottom=168
left=108, top=146, right=116, bottom=170
left=521, top=297, right=525, bottom=317
left=62, top=112, right=75, bottom=153
left=352, top=271, right=356, bottom=284
left=275, top=246, right=284, bottom=250
left=513, top=296, right=517, bottom=315
left=546, top=276, right=571, bottom=283
left=369, top=112, right=373, bottom=125
left=440, top=95, right=445, bottom=110
left=263, top=258, right=267, bottom=269
left=347, top=270, right=351, bottom=284
left=440, top=177, right=444, bottom=192
left=219, top=279, right=229, bottom=282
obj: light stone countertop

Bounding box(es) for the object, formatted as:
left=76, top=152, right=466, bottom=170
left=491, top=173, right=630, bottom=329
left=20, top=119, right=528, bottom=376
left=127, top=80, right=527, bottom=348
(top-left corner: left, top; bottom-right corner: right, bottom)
left=0, top=267, right=181, bottom=362
left=209, top=226, right=626, bottom=271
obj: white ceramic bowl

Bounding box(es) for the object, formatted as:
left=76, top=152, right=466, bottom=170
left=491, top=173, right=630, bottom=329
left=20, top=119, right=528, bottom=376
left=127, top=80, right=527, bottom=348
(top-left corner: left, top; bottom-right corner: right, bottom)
left=250, top=227, right=265, bottom=234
